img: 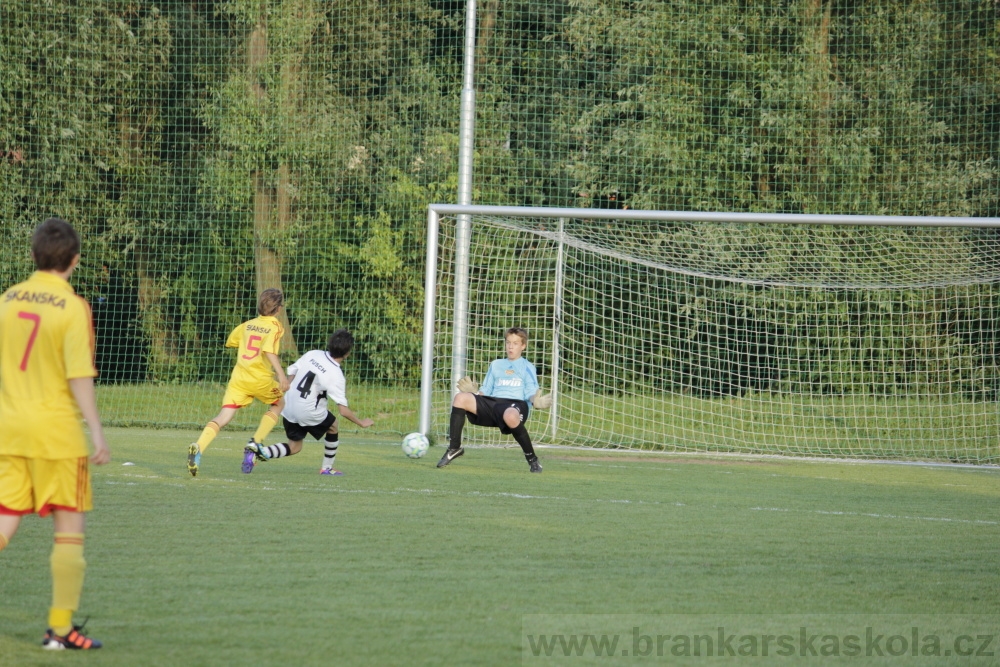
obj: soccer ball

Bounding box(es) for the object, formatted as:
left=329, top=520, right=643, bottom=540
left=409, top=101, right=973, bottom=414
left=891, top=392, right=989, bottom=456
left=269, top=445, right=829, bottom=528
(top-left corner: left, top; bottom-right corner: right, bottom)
left=401, top=432, right=429, bottom=459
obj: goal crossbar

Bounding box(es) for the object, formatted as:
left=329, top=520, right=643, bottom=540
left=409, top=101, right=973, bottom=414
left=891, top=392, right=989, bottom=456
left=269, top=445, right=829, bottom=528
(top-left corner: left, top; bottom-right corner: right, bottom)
left=425, top=204, right=1000, bottom=228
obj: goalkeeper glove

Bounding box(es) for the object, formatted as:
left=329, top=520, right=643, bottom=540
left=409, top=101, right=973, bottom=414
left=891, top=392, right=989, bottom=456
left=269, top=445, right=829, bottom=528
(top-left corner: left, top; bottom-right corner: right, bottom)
left=457, top=376, right=479, bottom=393
left=533, top=392, right=553, bottom=409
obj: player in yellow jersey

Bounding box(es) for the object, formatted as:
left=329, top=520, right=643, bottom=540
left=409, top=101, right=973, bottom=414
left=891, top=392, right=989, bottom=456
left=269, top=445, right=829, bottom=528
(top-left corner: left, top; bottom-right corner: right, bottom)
left=0, top=218, right=111, bottom=650
left=187, top=288, right=291, bottom=476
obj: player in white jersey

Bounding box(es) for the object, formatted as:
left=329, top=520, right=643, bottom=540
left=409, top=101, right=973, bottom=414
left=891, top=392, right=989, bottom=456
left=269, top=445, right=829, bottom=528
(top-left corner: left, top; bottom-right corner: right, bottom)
left=247, top=329, right=374, bottom=475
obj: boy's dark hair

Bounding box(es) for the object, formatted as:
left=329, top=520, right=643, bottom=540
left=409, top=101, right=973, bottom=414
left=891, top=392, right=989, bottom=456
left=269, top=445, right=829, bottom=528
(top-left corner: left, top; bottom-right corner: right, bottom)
left=32, top=217, right=80, bottom=271
left=327, top=329, right=354, bottom=359
left=505, top=327, right=528, bottom=344
left=258, top=288, right=284, bottom=316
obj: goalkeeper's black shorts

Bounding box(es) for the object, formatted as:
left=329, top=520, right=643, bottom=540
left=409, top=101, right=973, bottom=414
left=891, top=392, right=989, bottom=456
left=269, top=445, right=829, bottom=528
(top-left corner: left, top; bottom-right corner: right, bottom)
left=468, top=395, right=529, bottom=434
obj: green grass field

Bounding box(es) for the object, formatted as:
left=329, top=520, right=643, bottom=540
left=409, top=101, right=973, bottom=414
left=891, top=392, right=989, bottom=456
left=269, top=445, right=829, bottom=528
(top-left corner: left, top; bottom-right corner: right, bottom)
left=1, top=428, right=999, bottom=665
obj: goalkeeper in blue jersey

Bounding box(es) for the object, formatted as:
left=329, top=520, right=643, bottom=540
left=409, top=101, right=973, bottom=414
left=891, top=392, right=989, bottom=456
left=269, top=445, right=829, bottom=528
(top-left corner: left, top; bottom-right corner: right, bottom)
left=437, top=327, right=552, bottom=473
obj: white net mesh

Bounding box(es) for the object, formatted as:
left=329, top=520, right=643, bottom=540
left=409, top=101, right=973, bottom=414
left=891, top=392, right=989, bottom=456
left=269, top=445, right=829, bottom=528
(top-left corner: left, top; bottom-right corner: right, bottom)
left=431, top=213, right=1000, bottom=463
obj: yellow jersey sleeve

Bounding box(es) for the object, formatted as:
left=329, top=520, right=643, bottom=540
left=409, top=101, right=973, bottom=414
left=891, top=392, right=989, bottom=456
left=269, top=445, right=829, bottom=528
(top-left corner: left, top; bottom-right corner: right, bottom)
left=64, top=297, right=97, bottom=379
left=225, top=324, right=242, bottom=349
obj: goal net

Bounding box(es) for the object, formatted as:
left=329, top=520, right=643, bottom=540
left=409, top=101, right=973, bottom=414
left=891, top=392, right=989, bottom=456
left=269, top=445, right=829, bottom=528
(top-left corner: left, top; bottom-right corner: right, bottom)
left=422, top=206, right=1000, bottom=463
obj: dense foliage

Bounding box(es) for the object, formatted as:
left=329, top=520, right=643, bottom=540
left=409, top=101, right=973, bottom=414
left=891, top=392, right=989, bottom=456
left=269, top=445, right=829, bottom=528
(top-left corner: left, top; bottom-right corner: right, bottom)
left=1, top=0, right=998, bottom=389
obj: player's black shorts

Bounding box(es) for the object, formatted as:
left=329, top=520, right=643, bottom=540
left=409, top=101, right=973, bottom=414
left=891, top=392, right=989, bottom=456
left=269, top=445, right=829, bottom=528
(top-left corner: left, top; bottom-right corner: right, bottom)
left=283, top=411, right=337, bottom=442
left=467, top=395, right=529, bottom=434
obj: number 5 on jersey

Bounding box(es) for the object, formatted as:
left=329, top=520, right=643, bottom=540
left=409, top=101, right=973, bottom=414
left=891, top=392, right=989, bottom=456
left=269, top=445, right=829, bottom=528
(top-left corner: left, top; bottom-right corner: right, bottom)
left=243, top=334, right=262, bottom=360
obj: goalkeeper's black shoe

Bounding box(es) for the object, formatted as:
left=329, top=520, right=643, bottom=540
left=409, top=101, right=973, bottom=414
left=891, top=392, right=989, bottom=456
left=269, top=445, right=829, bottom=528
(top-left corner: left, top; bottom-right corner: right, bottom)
left=529, top=458, right=543, bottom=473
left=436, top=447, right=464, bottom=468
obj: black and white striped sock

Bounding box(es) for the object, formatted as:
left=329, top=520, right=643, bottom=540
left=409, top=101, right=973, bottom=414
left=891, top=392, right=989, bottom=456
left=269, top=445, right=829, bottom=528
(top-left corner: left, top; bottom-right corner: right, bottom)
left=321, top=433, right=339, bottom=469
left=264, top=443, right=291, bottom=459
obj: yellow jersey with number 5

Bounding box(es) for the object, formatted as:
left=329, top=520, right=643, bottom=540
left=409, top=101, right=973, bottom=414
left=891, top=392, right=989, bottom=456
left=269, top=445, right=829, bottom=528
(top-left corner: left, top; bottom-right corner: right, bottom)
left=0, top=271, right=96, bottom=459
left=226, top=315, right=283, bottom=387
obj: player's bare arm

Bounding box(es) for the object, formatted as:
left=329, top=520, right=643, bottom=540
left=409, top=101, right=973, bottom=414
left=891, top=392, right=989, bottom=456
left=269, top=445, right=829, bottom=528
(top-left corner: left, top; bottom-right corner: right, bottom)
left=265, top=351, right=291, bottom=392
left=68, top=376, right=110, bottom=465
left=338, top=404, right=374, bottom=428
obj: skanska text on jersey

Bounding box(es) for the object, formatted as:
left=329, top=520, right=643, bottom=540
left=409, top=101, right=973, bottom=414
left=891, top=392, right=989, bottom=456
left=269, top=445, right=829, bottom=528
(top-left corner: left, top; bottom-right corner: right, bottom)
left=245, top=324, right=272, bottom=334
left=3, top=289, right=67, bottom=309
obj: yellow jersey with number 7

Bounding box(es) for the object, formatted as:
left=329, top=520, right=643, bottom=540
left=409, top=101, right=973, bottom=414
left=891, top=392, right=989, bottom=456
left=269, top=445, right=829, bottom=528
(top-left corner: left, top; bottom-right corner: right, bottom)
left=0, top=271, right=96, bottom=459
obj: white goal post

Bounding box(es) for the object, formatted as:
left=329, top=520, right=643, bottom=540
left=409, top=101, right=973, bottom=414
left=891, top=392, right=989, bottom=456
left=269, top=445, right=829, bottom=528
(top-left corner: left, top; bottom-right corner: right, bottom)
left=420, top=204, right=1000, bottom=463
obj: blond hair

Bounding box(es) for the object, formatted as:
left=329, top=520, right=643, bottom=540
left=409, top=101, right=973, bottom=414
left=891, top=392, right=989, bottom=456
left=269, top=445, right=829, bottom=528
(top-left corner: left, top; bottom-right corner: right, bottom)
left=258, top=288, right=284, bottom=316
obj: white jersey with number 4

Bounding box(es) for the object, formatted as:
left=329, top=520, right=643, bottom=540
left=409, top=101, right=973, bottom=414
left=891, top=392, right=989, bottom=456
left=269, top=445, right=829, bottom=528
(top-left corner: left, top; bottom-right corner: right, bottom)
left=281, top=350, right=347, bottom=426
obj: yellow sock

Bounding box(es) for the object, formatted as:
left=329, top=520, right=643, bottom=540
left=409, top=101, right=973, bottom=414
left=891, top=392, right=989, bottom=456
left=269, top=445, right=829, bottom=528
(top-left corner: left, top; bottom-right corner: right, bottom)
left=49, top=608, right=73, bottom=636
left=0, top=532, right=9, bottom=552
left=253, top=410, right=279, bottom=443
left=50, top=533, right=85, bottom=635
left=196, top=421, right=221, bottom=452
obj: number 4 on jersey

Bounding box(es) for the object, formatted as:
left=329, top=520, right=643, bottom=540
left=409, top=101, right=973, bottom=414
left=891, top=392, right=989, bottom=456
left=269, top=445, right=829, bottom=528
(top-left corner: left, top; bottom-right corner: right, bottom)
left=296, top=371, right=316, bottom=399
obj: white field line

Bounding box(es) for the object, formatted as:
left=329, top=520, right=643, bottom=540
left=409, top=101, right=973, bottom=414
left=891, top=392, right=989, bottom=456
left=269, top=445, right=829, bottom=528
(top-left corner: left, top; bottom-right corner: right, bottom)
left=749, top=506, right=999, bottom=526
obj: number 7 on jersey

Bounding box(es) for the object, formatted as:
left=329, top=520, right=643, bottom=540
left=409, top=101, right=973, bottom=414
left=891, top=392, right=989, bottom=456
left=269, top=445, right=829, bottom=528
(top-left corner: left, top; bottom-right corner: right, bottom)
left=17, top=311, right=41, bottom=371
